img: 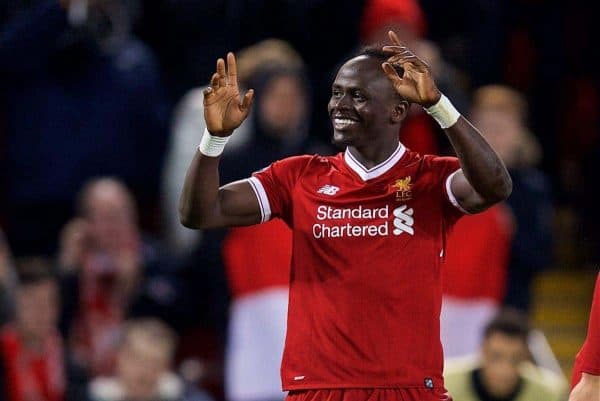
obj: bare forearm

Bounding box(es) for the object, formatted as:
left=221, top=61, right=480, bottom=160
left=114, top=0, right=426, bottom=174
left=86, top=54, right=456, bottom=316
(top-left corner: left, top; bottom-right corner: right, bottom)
left=446, top=117, right=512, bottom=203
left=178, top=151, right=221, bottom=229
left=569, top=373, right=600, bottom=401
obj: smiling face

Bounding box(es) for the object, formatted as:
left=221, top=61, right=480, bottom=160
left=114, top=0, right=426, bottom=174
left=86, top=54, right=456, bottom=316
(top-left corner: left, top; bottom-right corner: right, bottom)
left=328, top=55, right=407, bottom=148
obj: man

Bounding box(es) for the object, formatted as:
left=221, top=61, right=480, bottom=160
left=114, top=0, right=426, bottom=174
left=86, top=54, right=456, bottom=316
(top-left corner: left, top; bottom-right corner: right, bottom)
left=0, top=258, right=88, bottom=401
left=179, top=31, right=512, bottom=400
left=59, top=178, right=183, bottom=375
left=89, top=318, right=213, bottom=401
left=444, top=310, right=567, bottom=401
left=570, top=272, right=600, bottom=401
left=470, top=85, right=553, bottom=313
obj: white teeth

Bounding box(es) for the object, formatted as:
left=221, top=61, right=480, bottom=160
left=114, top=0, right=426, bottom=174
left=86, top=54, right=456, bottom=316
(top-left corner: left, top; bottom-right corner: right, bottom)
left=334, top=118, right=356, bottom=124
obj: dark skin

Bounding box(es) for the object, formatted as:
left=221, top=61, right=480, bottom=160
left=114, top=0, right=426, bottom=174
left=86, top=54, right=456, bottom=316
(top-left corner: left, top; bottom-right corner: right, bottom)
left=179, top=31, right=512, bottom=229
left=328, top=55, right=408, bottom=167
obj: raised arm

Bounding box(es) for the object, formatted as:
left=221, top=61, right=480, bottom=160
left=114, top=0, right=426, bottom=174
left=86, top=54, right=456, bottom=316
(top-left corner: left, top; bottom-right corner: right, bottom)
left=178, top=53, right=260, bottom=229
left=382, top=31, right=512, bottom=213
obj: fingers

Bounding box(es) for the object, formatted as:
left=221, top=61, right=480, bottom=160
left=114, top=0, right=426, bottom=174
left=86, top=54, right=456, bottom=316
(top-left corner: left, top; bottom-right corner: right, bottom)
left=383, top=31, right=416, bottom=61
left=204, top=73, right=219, bottom=100
left=383, top=45, right=410, bottom=55
left=227, top=52, right=238, bottom=88
left=240, top=89, right=254, bottom=112
left=210, top=73, right=219, bottom=89
left=217, top=57, right=227, bottom=87
left=383, top=38, right=428, bottom=71
left=387, top=54, right=419, bottom=65
left=388, top=30, right=403, bottom=46
left=212, top=53, right=239, bottom=89
left=382, top=62, right=403, bottom=83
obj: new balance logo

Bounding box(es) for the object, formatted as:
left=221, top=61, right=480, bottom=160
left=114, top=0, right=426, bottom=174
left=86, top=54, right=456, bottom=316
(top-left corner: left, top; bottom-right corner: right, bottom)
left=317, top=185, right=340, bottom=196
left=393, top=205, right=414, bottom=236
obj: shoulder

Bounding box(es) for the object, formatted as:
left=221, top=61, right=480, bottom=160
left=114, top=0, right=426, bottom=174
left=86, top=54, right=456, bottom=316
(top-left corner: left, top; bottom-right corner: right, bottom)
left=399, top=149, right=460, bottom=173
left=420, top=153, right=460, bottom=170
left=519, top=363, right=569, bottom=400
left=260, top=154, right=335, bottom=175
left=399, top=151, right=460, bottom=192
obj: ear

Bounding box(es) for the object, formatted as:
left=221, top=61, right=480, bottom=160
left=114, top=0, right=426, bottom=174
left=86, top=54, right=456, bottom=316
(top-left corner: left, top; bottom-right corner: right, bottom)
left=391, top=100, right=409, bottom=124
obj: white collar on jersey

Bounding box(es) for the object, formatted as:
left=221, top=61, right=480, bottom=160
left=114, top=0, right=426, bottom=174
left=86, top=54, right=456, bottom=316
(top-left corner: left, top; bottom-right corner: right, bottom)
left=344, top=142, right=406, bottom=181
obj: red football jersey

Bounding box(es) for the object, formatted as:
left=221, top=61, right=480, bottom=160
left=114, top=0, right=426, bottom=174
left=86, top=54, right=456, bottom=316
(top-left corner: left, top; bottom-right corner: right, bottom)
left=248, top=143, right=465, bottom=391
left=572, top=272, right=600, bottom=387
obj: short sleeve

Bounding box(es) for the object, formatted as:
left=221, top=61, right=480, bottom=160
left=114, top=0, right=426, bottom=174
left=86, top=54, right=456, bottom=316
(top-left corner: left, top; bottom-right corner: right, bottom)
left=247, top=155, right=313, bottom=225
left=426, top=155, right=469, bottom=222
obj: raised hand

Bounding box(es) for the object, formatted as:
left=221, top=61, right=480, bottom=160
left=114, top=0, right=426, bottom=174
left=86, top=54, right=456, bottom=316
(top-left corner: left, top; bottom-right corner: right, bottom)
left=203, top=52, right=254, bottom=136
left=382, top=31, right=441, bottom=107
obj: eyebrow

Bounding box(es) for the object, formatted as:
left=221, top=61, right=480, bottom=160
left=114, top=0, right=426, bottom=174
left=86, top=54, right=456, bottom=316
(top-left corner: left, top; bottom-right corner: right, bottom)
left=331, top=84, right=367, bottom=92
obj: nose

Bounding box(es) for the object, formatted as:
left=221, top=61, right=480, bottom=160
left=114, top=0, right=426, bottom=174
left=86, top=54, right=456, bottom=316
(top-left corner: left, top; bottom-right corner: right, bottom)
left=333, top=93, right=352, bottom=110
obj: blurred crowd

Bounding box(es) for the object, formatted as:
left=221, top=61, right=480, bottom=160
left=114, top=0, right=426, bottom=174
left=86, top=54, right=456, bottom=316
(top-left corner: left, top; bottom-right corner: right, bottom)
left=0, top=0, right=598, bottom=400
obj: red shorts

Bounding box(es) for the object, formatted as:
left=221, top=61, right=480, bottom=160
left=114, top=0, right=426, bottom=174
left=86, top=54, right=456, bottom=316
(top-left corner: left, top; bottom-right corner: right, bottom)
left=286, top=389, right=452, bottom=401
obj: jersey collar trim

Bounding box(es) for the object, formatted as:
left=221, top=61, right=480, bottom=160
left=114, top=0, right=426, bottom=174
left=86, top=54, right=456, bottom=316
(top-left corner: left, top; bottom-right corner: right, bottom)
left=344, top=142, right=406, bottom=181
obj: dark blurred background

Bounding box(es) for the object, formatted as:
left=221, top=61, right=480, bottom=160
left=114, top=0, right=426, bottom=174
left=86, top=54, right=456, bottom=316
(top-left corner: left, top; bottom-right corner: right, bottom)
left=0, top=0, right=598, bottom=400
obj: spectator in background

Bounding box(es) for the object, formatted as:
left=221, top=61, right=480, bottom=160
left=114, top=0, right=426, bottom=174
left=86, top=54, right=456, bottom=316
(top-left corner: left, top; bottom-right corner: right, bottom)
left=89, top=318, right=212, bottom=401
left=441, top=202, right=515, bottom=358
left=0, top=258, right=88, bottom=401
left=58, top=178, right=184, bottom=376
left=445, top=310, right=567, bottom=401
left=0, top=230, right=16, bottom=326
left=0, top=0, right=168, bottom=256
left=470, top=85, right=553, bottom=312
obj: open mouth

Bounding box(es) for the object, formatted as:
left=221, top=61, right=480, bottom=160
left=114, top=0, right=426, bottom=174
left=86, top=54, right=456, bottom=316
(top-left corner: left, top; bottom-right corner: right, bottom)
left=332, top=115, right=360, bottom=130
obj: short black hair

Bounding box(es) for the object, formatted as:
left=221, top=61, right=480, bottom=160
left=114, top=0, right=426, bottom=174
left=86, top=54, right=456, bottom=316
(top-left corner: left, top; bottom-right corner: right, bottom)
left=483, top=309, right=530, bottom=343
left=356, top=44, right=405, bottom=77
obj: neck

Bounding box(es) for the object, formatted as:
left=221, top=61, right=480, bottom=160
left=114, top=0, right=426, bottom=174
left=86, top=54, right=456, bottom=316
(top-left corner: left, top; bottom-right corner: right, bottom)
left=347, top=135, right=400, bottom=169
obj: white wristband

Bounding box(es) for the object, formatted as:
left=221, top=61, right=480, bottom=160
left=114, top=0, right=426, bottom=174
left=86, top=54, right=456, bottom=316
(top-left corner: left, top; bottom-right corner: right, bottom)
left=424, top=94, right=461, bottom=129
left=198, top=129, right=230, bottom=157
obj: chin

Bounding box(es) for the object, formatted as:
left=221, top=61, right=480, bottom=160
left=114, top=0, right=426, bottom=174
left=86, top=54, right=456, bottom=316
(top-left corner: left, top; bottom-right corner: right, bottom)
left=331, top=130, right=355, bottom=148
